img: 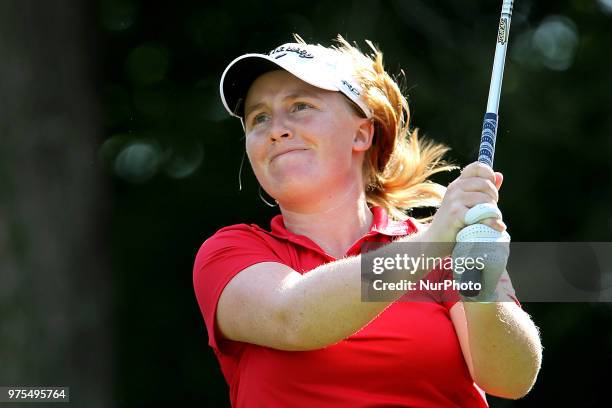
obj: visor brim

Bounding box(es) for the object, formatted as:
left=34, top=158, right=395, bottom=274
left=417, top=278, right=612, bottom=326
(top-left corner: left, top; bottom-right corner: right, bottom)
left=220, top=54, right=283, bottom=118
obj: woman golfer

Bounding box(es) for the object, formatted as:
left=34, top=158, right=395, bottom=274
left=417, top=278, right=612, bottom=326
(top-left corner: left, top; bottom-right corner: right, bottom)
left=193, top=36, right=542, bottom=407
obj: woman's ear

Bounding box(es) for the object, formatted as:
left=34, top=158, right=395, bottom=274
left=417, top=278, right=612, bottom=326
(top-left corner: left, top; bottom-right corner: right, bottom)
left=352, top=118, right=375, bottom=152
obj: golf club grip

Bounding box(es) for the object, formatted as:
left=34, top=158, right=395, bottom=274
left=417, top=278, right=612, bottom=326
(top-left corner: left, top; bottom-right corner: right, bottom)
left=478, top=112, right=498, bottom=167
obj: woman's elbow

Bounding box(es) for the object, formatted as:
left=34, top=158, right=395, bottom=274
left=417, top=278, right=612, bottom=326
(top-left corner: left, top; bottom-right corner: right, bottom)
left=486, top=378, right=536, bottom=400
left=476, top=347, right=543, bottom=400
left=476, top=373, right=537, bottom=400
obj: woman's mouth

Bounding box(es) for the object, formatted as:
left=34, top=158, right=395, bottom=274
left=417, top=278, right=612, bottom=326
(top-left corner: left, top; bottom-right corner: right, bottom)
left=270, top=148, right=309, bottom=162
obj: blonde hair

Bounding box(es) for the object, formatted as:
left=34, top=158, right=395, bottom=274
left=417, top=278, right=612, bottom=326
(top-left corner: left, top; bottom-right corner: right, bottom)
left=296, top=34, right=458, bottom=221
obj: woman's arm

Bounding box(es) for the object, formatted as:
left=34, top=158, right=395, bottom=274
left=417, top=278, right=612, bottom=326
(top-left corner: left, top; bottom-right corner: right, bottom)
left=450, top=298, right=542, bottom=399
left=216, top=231, right=441, bottom=351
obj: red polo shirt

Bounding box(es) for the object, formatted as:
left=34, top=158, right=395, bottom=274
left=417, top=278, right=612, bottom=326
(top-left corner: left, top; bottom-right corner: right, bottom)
left=193, top=207, right=517, bottom=407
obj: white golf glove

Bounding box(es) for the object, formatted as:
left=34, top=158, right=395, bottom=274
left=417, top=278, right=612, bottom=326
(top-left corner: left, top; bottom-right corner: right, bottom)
left=452, top=203, right=511, bottom=302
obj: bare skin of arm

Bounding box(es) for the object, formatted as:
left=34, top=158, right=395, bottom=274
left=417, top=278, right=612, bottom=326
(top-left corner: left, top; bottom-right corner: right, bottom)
left=450, top=294, right=542, bottom=400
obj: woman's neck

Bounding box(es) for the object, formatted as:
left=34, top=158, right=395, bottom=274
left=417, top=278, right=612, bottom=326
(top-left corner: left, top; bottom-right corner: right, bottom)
left=279, top=183, right=373, bottom=258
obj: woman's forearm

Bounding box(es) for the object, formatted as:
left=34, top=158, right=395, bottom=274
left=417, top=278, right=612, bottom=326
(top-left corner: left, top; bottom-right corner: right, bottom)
left=282, top=232, right=444, bottom=350
left=464, top=300, right=542, bottom=399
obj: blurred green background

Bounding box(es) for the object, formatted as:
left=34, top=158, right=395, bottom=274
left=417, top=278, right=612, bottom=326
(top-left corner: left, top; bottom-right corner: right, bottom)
left=1, top=0, right=611, bottom=406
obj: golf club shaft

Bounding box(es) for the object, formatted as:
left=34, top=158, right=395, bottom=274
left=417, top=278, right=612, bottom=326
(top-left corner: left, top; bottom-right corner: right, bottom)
left=479, top=0, right=514, bottom=168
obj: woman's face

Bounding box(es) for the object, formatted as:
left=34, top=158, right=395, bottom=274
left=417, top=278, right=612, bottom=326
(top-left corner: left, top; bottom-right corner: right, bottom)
left=243, top=70, right=372, bottom=208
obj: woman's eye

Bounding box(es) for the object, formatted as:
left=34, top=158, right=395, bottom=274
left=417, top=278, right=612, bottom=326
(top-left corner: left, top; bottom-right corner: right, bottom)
left=293, top=102, right=312, bottom=112
left=252, top=113, right=269, bottom=125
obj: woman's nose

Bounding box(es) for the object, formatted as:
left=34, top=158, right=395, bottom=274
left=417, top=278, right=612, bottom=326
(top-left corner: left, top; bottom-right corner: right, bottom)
left=269, top=117, right=293, bottom=142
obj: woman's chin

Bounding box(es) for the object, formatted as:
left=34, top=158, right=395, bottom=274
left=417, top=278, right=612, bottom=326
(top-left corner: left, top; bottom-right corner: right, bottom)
left=269, top=157, right=313, bottom=174
left=267, top=178, right=326, bottom=206
left=268, top=164, right=319, bottom=185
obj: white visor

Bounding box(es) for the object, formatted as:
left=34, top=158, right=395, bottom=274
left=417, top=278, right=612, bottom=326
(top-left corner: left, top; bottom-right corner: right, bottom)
left=219, top=42, right=372, bottom=120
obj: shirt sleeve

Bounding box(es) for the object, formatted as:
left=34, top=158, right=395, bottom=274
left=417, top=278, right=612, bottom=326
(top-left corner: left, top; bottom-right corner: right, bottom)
left=193, top=226, right=283, bottom=352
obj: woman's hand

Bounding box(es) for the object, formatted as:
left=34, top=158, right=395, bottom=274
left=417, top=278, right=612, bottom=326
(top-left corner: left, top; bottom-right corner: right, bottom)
left=424, top=162, right=506, bottom=245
